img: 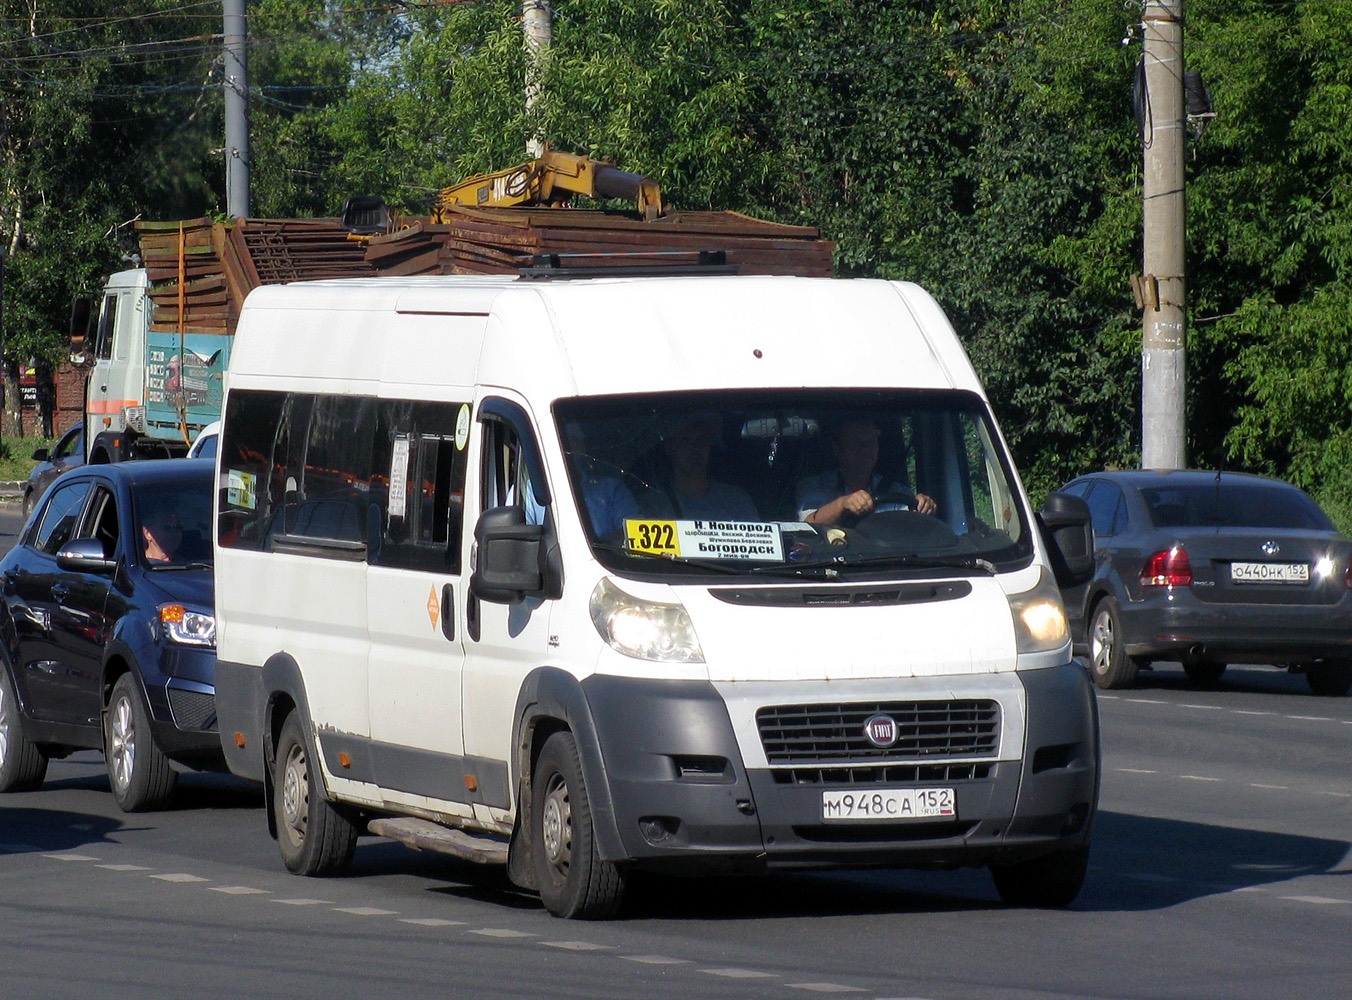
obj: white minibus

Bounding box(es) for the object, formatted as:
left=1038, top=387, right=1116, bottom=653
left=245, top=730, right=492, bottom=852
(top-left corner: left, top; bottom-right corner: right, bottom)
left=212, top=273, right=1097, bottom=918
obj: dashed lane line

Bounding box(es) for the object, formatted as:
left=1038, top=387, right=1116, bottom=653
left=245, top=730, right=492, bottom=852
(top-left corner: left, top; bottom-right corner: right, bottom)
left=700, top=968, right=778, bottom=980
left=1179, top=775, right=1222, bottom=782
left=1280, top=895, right=1351, bottom=905
left=621, top=955, right=691, bottom=966
left=1101, top=694, right=1352, bottom=728
left=271, top=898, right=333, bottom=906
left=212, top=886, right=269, bottom=895
left=333, top=906, right=398, bottom=916
left=43, top=853, right=99, bottom=862
left=786, top=983, right=867, bottom=994
left=541, top=941, right=613, bottom=952
left=400, top=918, right=465, bottom=928
left=468, top=928, right=532, bottom=939
left=150, top=873, right=208, bottom=883
left=97, top=863, right=151, bottom=871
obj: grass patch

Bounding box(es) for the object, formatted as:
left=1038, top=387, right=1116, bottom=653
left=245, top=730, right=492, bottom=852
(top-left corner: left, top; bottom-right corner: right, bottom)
left=0, top=434, right=56, bottom=483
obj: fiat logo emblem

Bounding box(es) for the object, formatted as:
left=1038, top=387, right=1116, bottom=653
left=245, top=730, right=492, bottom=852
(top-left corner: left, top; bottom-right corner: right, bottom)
left=1261, top=540, right=1280, bottom=556
left=864, top=714, right=898, bottom=748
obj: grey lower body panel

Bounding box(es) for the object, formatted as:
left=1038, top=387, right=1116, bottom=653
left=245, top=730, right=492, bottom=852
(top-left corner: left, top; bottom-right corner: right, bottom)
left=586, top=662, right=1098, bottom=873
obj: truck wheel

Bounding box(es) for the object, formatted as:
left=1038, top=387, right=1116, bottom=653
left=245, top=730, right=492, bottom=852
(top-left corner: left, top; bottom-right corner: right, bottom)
left=0, top=667, right=48, bottom=792
left=991, top=845, right=1089, bottom=908
left=1087, top=598, right=1137, bottom=690
left=1183, top=660, right=1226, bottom=686
left=532, top=731, right=625, bottom=919
left=105, top=673, right=177, bottom=812
left=1305, top=662, right=1352, bottom=697
left=273, top=713, right=357, bottom=876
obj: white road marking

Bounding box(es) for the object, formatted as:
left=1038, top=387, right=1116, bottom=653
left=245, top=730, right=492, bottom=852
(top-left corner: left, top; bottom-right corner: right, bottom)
left=785, top=983, right=866, bottom=993
left=1179, top=704, right=1222, bottom=711
left=212, top=886, right=268, bottom=895
left=1123, top=698, right=1166, bottom=704
left=333, top=906, right=398, bottom=916
left=1115, top=768, right=1157, bottom=774
left=1234, top=710, right=1273, bottom=717
left=1179, top=775, right=1222, bottom=782
left=97, top=864, right=152, bottom=871
left=1249, top=783, right=1288, bottom=790
left=1287, top=716, right=1334, bottom=722
left=43, top=853, right=99, bottom=862
left=468, top=928, right=531, bottom=939
left=622, top=955, right=691, bottom=965
left=700, top=968, right=776, bottom=979
left=272, top=898, right=332, bottom=906
left=151, top=873, right=208, bottom=883
left=400, top=918, right=466, bottom=927
left=1280, top=895, right=1350, bottom=905
left=542, top=941, right=614, bottom=951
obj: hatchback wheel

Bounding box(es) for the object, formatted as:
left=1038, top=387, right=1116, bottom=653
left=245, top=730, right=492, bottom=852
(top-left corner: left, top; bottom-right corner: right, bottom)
left=1183, top=660, right=1227, bottom=686
left=1305, top=662, right=1352, bottom=697
left=0, top=667, right=48, bottom=793
left=1087, top=597, right=1138, bottom=690
left=105, top=673, right=177, bottom=811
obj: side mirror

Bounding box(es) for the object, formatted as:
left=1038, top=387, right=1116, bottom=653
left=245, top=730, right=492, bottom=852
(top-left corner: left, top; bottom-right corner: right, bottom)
left=31, top=448, right=49, bottom=462
left=1037, top=492, right=1094, bottom=587
left=470, top=506, right=545, bottom=604
left=56, top=537, right=117, bottom=575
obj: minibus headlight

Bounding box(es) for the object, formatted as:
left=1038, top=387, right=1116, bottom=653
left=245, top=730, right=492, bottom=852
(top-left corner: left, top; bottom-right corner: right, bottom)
left=1009, top=571, right=1069, bottom=654
left=158, top=603, right=216, bottom=648
left=589, top=578, right=704, bottom=663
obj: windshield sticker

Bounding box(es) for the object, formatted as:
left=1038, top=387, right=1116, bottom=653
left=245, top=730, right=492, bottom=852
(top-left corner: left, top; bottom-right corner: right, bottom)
left=388, top=438, right=409, bottom=519
left=227, top=469, right=256, bottom=510
left=625, top=519, right=784, bottom=562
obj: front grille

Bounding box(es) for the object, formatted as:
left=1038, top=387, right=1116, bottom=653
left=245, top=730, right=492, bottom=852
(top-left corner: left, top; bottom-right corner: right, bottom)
left=771, top=762, right=993, bottom=785
left=756, top=700, right=999, bottom=765
left=168, top=688, right=218, bottom=732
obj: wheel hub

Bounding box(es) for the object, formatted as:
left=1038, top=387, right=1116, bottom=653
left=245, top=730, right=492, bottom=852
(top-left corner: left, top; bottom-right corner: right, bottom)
left=541, top=779, right=571, bottom=870
left=109, top=696, right=135, bottom=790
left=282, top=748, right=307, bottom=838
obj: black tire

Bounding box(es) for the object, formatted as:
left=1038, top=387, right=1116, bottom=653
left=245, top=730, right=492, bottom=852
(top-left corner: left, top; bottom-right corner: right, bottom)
left=273, top=713, right=358, bottom=876
left=1183, top=659, right=1227, bottom=687
left=21, top=489, right=32, bottom=522
left=1086, top=597, right=1138, bottom=690
left=532, top=731, right=626, bottom=919
left=991, top=845, right=1090, bottom=908
left=0, top=666, right=47, bottom=793
left=1305, top=662, right=1352, bottom=697
left=105, top=673, right=177, bottom=812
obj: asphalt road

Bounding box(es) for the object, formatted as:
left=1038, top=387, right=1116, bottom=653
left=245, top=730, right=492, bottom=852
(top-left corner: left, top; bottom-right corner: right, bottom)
left=1, top=500, right=1349, bottom=1000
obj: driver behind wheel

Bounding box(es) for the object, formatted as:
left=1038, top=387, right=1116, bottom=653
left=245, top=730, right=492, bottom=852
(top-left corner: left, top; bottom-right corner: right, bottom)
left=795, top=416, right=937, bottom=524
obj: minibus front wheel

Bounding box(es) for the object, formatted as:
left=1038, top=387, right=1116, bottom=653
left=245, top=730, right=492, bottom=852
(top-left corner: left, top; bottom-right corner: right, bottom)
left=274, top=713, right=358, bottom=877
left=532, top=730, right=626, bottom=919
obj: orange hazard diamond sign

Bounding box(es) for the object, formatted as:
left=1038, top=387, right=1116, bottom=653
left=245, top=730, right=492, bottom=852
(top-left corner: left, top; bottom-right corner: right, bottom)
left=427, top=586, right=440, bottom=630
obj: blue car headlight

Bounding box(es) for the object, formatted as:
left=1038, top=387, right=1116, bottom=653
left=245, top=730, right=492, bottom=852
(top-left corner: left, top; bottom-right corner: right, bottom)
left=158, top=603, right=216, bottom=648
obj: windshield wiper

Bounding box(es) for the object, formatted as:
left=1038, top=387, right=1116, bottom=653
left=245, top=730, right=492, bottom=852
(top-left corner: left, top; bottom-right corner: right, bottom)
left=590, top=543, right=743, bottom=575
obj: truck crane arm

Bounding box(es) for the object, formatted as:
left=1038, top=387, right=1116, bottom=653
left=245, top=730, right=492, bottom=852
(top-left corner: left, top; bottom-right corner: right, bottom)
left=432, top=147, right=664, bottom=222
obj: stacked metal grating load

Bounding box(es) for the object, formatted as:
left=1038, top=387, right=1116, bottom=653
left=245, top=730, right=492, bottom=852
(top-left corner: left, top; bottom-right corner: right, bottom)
left=136, top=208, right=835, bottom=334
left=362, top=206, right=836, bottom=277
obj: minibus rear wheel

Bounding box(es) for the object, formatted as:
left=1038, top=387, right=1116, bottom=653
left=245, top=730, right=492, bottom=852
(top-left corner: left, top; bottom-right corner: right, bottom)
left=532, top=730, right=625, bottom=919
left=274, top=713, right=358, bottom=876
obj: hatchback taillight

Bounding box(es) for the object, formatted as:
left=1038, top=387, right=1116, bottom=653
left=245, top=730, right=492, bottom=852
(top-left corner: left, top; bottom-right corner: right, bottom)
left=1141, top=546, right=1193, bottom=587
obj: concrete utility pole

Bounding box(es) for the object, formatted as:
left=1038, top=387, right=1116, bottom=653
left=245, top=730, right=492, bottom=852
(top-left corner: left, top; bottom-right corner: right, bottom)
left=1139, top=0, right=1186, bottom=469
left=224, top=0, right=251, bottom=218
left=523, top=0, right=552, bottom=157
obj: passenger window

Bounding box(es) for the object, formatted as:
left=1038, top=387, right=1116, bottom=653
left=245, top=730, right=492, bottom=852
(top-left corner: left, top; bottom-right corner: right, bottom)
left=85, top=488, right=120, bottom=558
left=1083, top=482, right=1126, bottom=536
left=372, top=401, right=470, bottom=573
left=482, top=418, right=542, bottom=523
left=33, top=481, right=93, bottom=555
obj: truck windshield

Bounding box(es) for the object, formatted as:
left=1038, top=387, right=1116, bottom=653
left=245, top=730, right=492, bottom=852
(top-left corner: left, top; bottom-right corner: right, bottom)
left=553, top=389, right=1033, bottom=579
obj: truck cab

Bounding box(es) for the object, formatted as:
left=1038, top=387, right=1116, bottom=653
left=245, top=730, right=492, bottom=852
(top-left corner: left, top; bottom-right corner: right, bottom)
left=74, top=268, right=230, bottom=463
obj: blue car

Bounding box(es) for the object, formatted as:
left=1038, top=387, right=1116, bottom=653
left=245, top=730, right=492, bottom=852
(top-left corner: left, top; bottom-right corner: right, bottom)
left=0, top=460, right=219, bottom=810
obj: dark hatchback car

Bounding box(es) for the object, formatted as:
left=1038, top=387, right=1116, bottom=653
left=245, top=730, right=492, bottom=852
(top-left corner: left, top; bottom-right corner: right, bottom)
left=0, top=460, right=219, bottom=810
left=1059, top=470, right=1352, bottom=696
left=22, top=420, right=85, bottom=520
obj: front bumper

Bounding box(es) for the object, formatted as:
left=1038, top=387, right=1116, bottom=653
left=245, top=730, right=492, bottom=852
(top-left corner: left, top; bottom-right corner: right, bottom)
left=140, top=643, right=222, bottom=762
left=582, top=662, right=1098, bottom=873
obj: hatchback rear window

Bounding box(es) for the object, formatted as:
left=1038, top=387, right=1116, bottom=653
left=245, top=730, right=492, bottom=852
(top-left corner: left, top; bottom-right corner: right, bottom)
left=1142, top=483, right=1331, bottom=530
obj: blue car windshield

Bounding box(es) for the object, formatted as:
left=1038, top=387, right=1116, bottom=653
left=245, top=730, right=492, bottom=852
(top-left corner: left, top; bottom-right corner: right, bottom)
left=133, top=482, right=214, bottom=568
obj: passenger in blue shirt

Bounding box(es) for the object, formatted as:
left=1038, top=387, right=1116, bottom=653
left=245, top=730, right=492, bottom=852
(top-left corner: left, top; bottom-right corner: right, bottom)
left=796, top=417, right=936, bottom=524
left=640, top=413, right=759, bottom=521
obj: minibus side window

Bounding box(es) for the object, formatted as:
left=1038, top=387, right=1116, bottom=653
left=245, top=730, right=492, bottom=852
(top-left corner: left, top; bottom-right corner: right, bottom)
left=372, top=400, right=469, bottom=573
left=481, top=419, right=542, bottom=522
left=218, top=389, right=290, bottom=550
left=270, top=395, right=378, bottom=548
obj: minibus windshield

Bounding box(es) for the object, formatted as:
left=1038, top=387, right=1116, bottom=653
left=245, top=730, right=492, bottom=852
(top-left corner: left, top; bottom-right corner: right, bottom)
left=553, top=389, right=1033, bottom=579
